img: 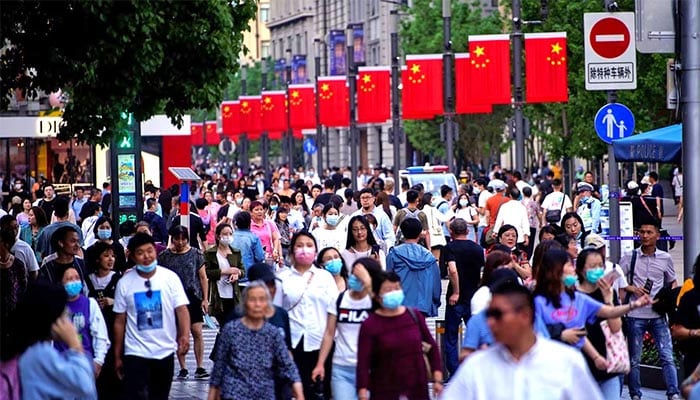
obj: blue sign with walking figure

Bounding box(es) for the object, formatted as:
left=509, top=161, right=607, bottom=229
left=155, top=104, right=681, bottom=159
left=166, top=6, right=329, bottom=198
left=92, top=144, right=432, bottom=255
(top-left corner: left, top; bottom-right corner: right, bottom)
left=303, top=138, right=317, bottom=155
left=594, top=103, right=635, bottom=144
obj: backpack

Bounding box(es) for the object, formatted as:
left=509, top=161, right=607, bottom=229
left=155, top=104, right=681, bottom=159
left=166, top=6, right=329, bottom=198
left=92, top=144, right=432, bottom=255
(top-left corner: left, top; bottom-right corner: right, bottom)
left=396, top=208, right=422, bottom=244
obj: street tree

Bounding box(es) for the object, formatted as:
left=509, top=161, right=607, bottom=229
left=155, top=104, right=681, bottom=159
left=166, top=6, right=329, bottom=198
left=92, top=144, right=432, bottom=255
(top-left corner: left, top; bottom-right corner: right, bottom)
left=1, top=0, right=257, bottom=145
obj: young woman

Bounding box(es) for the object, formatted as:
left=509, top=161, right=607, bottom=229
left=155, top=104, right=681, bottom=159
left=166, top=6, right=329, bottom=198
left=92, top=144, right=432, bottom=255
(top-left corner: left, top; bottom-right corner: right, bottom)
left=19, top=206, right=48, bottom=263
left=276, top=232, right=339, bottom=400
left=312, top=257, right=382, bottom=400
left=0, top=226, right=28, bottom=355
left=86, top=242, right=123, bottom=400
left=267, top=195, right=281, bottom=220
left=493, top=224, right=531, bottom=281
left=292, top=190, right=311, bottom=224
left=312, top=203, right=348, bottom=252
left=356, top=271, right=443, bottom=399
left=575, top=248, right=624, bottom=398
left=274, top=206, right=293, bottom=261
left=15, top=199, right=32, bottom=227
left=250, top=201, right=282, bottom=267
left=341, top=215, right=386, bottom=272
left=80, top=202, right=103, bottom=248
left=84, top=217, right=127, bottom=273
left=317, top=247, right=349, bottom=292
left=559, top=212, right=591, bottom=251
left=208, top=281, right=304, bottom=400
left=421, top=192, right=447, bottom=259
left=453, top=193, right=479, bottom=242
left=204, top=224, right=244, bottom=323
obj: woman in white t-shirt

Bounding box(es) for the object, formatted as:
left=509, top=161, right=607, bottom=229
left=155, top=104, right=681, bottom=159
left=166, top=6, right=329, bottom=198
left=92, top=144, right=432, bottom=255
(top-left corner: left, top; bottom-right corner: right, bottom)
left=311, top=257, right=381, bottom=400
left=312, top=203, right=348, bottom=252
left=453, top=193, right=479, bottom=242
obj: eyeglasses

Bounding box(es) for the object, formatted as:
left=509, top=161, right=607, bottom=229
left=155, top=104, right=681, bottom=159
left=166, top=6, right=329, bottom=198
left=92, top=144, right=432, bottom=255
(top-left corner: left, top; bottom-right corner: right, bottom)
left=145, top=280, right=152, bottom=298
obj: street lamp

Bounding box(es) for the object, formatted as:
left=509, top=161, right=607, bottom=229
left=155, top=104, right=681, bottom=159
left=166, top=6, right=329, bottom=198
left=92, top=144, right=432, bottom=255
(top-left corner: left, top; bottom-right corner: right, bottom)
left=240, top=63, right=249, bottom=175
left=285, top=49, right=293, bottom=168
left=260, top=57, right=270, bottom=176
left=314, top=38, right=324, bottom=175
left=347, top=24, right=358, bottom=190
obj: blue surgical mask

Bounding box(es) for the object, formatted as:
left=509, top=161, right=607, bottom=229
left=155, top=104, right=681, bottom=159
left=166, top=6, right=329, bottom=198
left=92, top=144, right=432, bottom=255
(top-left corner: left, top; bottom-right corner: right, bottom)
left=97, top=228, right=112, bottom=240
left=136, top=260, right=157, bottom=274
left=585, top=267, right=605, bottom=284
left=473, top=187, right=481, bottom=195
left=64, top=280, right=83, bottom=297
left=348, top=274, right=364, bottom=291
left=270, top=205, right=279, bottom=211
left=324, top=258, right=343, bottom=275
left=382, top=289, right=405, bottom=310
left=562, top=274, right=578, bottom=287
left=98, top=211, right=103, bottom=218
left=326, top=215, right=340, bottom=226
left=459, top=199, right=468, bottom=207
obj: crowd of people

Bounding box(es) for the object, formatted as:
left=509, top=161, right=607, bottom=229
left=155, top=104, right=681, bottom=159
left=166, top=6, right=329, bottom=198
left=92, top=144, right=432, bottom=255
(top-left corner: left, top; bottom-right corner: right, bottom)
left=1, top=161, right=699, bottom=400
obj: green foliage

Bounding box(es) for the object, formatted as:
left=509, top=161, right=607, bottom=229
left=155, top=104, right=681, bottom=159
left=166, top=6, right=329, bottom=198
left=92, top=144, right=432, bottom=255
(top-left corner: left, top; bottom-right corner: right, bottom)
left=521, top=0, right=675, bottom=160
left=1, top=0, right=257, bottom=145
left=401, top=0, right=511, bottom=165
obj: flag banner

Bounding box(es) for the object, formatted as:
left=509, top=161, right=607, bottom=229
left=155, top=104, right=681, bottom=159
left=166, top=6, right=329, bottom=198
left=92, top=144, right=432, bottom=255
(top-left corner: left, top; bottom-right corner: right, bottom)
left=288, top=84, right=316, bottom=129
left=190, top=122, right=204, bottom=146
left=293, top=129, right=304, bottom=140
left=455, top=53, right=493, bottom=114
left=467, top=34, right=511, bottom=105
left=402, top=54, right=444, bottom=120
left=260, top=91, right=287, bottom=132
left=329, top=30, right=347, bottom=76
left=292, top=55, right=308, bottom=84
left=351, top=23, right=365, bottom=64
left=268, top=131, right=283, bottom=140
left=221, top=101, right=240, bottom=138
left=205, top=121, right=220, bottom=145
left=274, top=58, right=286, bottom=88
left=357, top=66, right=391, bottom=124
left=525, top=32, right=568, bottom=103
left=318, top=76, right=350, bottom=127
left=239, top=95, right=262, bottom=134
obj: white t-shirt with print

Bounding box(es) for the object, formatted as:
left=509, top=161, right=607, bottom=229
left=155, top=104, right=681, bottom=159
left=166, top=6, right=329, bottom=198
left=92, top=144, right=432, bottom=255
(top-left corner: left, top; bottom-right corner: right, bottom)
left=541, top=192, right=573, bottom=224
left=327, top=291, right=372, bottom=367
left=113, top=267, right=189, bottom=359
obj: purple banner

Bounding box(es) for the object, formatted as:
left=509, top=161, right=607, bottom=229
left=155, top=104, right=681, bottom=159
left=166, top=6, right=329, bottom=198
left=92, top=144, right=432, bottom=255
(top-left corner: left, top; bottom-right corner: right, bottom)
left=352, top=23, right=365, bottom=64
left=329, top=29, right=346, bottom=76
left=274, top=58, right=286, bottom=88
left=292, top=54, right=307, bottom=84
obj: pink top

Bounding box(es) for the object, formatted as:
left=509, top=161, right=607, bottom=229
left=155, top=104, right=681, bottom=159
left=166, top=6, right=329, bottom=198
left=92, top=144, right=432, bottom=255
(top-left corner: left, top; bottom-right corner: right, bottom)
left=250, top=219, right=279, bottom=256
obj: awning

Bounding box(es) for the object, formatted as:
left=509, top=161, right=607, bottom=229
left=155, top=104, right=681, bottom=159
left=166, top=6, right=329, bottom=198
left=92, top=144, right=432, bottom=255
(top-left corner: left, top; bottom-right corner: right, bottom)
left=612, top=123, right=682, bottom=163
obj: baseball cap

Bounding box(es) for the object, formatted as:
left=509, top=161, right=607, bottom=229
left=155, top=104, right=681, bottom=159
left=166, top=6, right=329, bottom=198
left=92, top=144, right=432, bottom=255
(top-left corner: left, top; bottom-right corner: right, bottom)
left=627, top=180, right=639, bottom=190
left=584, top=233, right=606, bottom=250
left=487, top=179, right=507, bottom=191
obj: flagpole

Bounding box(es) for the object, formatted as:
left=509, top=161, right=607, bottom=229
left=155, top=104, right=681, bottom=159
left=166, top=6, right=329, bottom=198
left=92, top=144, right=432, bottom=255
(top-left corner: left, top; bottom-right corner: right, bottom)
left=285, top=49, right=293, bottom=169
left=314, top=39, right=324, bottom=176
left=260, top=58, right=270, bottom=178
left=240, top=64, right=250, bottom=176
left=390, top=9, right=402, bottom=195
left=347, top=24, right=359, bottom=191
left=511, top=0, right=525, bottom=173
left=442, top=0, right=458, bottom=173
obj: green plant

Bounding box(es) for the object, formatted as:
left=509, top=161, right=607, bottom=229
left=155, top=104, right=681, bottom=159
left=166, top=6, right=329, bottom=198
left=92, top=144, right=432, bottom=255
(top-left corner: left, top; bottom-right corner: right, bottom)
left=640, top=331, right=683, bottom=367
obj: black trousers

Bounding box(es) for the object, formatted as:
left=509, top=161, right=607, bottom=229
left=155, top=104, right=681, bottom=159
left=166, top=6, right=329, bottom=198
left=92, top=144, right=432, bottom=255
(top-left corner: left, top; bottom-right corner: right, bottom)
left=121, top=354, right=174, bottom=400
left=292, top=337, right=330, bottom=400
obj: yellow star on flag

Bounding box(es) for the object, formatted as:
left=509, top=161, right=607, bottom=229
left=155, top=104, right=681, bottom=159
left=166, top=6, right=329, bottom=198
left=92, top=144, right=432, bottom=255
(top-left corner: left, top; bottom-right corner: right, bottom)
left=223, top=106, right=230, bottom=112
left=473, top=46, right=485, bottom=57
left=551, top=42, right=563, bottom=54
left=362, top=75, right=372, bottom=84
left=292, top=91, right=300, bottom=98
left=410, top=64, right=420, bottom=74
left=264, top=97, right=271, bottom=104
left=321, top=83, right=330, bottom=91
left=242, top=101, right=249, bottom=108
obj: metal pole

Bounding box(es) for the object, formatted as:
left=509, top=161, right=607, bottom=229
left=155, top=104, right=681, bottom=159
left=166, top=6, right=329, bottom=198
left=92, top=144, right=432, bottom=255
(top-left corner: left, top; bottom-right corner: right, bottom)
left=240, top=66, right=249, bottom=176
left=604, top=0, right=621, bottom=263
left=680, top=0, right=700, bottom=278
left=390, top=9, right=401, bottom=195
left=285, top=50, right=293, bottom=168
left=512, top=0, right=525, bottom=173
left=261, top=58, right=270, bottom=177
left=347, top=25, right=358, bottom=191
left=442, top=0, right=457, bottom=173
left=315, top=41, right=324, bottom=175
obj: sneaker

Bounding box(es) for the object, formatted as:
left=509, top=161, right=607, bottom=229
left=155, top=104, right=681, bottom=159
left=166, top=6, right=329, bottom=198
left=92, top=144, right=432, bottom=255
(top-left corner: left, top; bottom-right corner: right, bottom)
left=194, top=368, right=210, bottom=380
left=669, top=395, right=681, bottom=400
left=176, top=368, right=189, bottom=380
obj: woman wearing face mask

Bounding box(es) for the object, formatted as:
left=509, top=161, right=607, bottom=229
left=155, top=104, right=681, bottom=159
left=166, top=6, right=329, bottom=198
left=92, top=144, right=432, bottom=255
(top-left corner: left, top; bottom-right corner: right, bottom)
left=275, top=232, right=339, bottom=400
left=57, top=265, right=110, bottom=378
left=84, top=217, right=127, bottom=274
left=80, top=202, right=103, bottom=248
left=356, top=271, right=443, bottom=400
left=204, top=224, right=245, bottom=324
left=534, top=248, right=651, bottom=352
left=312, top=258, right=382, bottom=400
left=317, top=247, right=349, bottom=292
left=267, top=195, right=281, bottom=220
left=250, top=201, right=282, bottom=266
left=312, top=203, right=348, bottom=252
left=574, top=248, right=624, bottom=398
left=453, top=193, right=479, bottom=242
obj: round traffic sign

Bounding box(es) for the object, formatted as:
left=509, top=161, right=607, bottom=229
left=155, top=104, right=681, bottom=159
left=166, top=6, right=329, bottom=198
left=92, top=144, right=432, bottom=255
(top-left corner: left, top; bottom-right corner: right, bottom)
left=589, top=17, right=630, bottom=59
left=219, top=138, right=236, bottom=155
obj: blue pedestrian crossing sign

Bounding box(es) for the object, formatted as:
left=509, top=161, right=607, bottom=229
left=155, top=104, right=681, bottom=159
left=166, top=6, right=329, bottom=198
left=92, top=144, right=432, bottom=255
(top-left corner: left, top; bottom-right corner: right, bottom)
left=303, top=138, right=317, bottom=155
left=594, top=103, right=635, bottom=144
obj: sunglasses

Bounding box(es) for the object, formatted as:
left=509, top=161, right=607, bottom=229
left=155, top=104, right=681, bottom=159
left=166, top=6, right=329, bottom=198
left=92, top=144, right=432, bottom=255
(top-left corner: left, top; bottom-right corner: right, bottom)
left=145, top=280, right=152, bottom=298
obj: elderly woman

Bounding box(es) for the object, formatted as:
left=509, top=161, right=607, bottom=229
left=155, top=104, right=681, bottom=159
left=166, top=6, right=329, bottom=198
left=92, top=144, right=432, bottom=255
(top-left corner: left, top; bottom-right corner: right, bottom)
left=208, top=281, right=304, bottom=400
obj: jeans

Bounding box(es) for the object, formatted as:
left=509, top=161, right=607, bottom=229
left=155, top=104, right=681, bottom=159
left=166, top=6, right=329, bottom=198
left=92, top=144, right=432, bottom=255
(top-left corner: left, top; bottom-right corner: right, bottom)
left=627, top=317, right=679, bottom=398
left=476, top=226, right=485, bottom=246
left=445, top=303, right=471, bottom=376
left=598, top=375, right=621, bottom=399
left=331, top=364, right=358, bottom=400
left=121, top=354, right=174, bottom=400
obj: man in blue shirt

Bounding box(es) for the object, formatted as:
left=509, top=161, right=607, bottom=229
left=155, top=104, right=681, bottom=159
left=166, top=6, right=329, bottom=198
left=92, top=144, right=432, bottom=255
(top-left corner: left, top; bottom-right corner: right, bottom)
left=232, top=211, right=265, bottom=272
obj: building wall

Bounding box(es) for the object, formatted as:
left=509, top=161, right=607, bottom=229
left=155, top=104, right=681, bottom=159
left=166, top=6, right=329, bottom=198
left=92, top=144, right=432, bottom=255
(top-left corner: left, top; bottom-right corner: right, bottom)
left=241, top=0, right=272, bottom=63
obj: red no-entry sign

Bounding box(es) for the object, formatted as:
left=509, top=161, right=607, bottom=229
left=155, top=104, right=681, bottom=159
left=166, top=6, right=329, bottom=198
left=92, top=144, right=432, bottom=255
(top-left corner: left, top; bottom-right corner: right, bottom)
left=589, top=17, right=631, bottom=59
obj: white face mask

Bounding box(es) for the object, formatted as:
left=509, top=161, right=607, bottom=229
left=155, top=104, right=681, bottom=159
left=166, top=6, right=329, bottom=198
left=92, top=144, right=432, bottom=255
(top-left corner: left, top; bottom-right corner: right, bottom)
left=220, top=235, right=233, bottom=246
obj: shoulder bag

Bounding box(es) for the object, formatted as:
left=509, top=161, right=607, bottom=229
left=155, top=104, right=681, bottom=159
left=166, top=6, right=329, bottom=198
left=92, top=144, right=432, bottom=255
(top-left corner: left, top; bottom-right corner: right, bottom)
left=600, top=320, right=631, bottom=374
left=545, top=193, right=566, bottom=224
left=406, top=307, right=434, bottom=381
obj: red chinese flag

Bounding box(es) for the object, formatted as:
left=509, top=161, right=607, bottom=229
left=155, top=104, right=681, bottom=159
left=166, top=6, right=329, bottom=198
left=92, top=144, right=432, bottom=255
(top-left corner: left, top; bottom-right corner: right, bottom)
left=205, top=121, right=220, bottom=145
left=268, top=131, right=283, bottom=140
left=317, top=76, right=350, bottom=127
left=402, top=54, right=444, bottom=120
left=455, top=53, right=493, bottom=114
left=357, top=66, right=391, bottom=124
left=467, top=34, right=511, bottom=105
left=260, top=91, right=287, bottom=132
left=293, top=129, right=303, bottom=140
left=221, top=101, right=240, bottom=138
left=288, top=84, right=316, bottom=129
left=190, top=122, right=204, bottom=146
left=525, top=32, right=568, bottom=103
left=239, top=96, right=262, bottom=134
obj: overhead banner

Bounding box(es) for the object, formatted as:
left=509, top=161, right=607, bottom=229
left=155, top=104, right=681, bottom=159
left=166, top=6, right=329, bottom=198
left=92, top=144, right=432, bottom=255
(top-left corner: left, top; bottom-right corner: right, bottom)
left=274, top=58, right=286, bottom=88
left=329, top=29, right=347, bottom=76
left=292, top=54, right=308, bottom=84
left=351, top=23, right=365, bottom=64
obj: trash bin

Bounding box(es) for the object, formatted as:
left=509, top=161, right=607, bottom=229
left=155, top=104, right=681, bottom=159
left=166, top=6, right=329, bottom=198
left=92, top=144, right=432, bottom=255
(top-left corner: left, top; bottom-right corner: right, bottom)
left=433, top=319, right=463, bottom=379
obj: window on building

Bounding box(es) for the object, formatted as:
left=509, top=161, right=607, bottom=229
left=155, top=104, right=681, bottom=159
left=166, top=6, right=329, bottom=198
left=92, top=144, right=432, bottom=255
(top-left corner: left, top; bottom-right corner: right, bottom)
left=261, top=41, right=271, bottom=58
left=296, top=33, right=302, bottom=54
left=260, top=5, right=270, bottom=23
left=491, top=0, right=499, bottom=7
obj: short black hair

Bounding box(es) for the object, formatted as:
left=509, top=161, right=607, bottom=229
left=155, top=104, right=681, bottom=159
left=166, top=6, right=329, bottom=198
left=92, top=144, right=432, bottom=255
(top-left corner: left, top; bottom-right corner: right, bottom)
left=126, top=232, right=156, bottom=253
left=50, top=225, right=80, bottom=252
left=234, top=211, right=252, bottom=230
left=54, top=197, right=70, bottom=218
left=119, top=220, right=137, bottom=237
left=146, top=198, right=157, bottom=210
left=522, top=186, right=532, bottom=197
left=399, top=217, right=423, bottom=240
left=509, top=187, right=521, bottom=200
left=406, top=189, right=419, bottom=204
left=324, top=179, right=335, bottom=190
left=490, top=281, right=535, bottom=323
left=359, top=188, right=374, bottom=197
left=440, top=185, right=453, bottom=197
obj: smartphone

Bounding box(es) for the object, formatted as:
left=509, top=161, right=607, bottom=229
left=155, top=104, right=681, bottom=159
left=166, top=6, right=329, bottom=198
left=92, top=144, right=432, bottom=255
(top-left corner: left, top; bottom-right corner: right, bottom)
left=576, top=328, right=588, bottom=337
left=602, top=269, right=621, bottom=286
left=644, top=279, right=654, bottom=293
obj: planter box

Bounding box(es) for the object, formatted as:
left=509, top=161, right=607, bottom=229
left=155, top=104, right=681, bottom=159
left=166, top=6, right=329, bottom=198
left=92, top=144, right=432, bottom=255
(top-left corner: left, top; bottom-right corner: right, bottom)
left=635, top=364, right=684, bottom=390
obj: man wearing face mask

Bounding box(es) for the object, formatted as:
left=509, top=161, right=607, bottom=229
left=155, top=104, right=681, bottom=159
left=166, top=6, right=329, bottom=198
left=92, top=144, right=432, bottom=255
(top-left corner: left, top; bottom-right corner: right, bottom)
left=574, top=182, right=602, bottom=234
left=113, top=233, right=190, bottom=400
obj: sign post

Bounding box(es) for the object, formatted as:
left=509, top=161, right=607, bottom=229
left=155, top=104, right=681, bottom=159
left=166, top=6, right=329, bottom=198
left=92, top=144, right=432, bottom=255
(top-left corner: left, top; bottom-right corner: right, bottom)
left=584, top=12, right=637, bottom=91
left=110, top=112, right=144, bottom=231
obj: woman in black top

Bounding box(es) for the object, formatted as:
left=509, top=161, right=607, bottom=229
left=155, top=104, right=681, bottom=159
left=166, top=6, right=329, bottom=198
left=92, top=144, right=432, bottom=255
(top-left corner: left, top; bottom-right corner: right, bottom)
left=672, top=253, right=700, bottom=379
left=84, top=217, right=126, bottom=273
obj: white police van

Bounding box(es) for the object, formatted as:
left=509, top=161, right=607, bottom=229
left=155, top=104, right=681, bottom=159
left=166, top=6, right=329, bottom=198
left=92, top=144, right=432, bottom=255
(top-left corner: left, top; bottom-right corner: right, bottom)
left=399, top=165, right=459, bottom=197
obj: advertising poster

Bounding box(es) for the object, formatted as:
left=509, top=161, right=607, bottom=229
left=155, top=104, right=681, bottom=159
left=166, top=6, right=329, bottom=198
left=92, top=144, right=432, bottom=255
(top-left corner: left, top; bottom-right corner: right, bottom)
left=329, top=29, right=346, bottom=76
left=274, top=58, right=286, bottom=87
left=292, top=54, right=307, bottom=84
left=352, top=23, right=365, bottom=64
left=117, top=154, right=136, bottom=194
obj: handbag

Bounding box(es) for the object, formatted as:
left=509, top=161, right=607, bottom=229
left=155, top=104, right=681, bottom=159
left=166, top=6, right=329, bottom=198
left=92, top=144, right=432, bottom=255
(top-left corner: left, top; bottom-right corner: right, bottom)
left=600, top=320, right=630, bottom=374
left=406, top=307, right=434, bottom=381
left=545, top=193, right=566, bottom=224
